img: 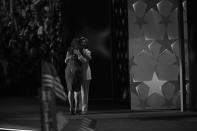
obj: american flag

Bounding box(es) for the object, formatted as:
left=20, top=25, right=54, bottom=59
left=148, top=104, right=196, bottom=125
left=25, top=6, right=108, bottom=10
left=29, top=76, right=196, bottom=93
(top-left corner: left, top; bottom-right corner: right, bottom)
left=78, top=117, right=97, bottom=131
left=42, top=61, right=67, bottom=101
left=32, top=0, right=41, bottom=5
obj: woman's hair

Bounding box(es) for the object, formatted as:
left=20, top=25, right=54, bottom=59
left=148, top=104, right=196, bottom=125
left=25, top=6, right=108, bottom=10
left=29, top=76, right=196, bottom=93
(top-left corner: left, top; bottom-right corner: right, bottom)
left=70, top=38, right=81, bottom=48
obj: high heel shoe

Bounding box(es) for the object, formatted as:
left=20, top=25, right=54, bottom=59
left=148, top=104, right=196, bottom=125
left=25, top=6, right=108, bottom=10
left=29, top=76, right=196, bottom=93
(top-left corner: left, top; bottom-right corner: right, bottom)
left=75, top=109, right=82, bottom=115
left=70, top=108, right=75, bottom=115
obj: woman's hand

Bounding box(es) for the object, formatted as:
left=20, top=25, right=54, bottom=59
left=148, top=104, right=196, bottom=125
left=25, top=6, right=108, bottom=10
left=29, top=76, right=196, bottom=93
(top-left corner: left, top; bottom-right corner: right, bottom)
left=73, top=49, right=81, bottom=56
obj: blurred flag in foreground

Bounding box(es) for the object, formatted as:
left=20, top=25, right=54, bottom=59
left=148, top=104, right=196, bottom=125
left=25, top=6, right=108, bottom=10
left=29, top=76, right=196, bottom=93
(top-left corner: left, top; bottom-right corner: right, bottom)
left=41, top=60, right=67, bottom=131
left=78, top=117, right=97, bottom=131
left=42, top=60, right=67, bottom=101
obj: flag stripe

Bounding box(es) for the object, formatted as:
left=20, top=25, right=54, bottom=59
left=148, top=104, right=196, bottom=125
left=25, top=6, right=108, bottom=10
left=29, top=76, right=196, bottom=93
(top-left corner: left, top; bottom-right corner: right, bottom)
left=81, top=123, right=89, bottom=127
left=82, top=118, right=91, bottom=122
left=79, top=126, right=95, bottom=131
left=79, top=126, right=91, bottom=131
left=42, top=75, right=65, bottom=91
left=79, top=128, right=87, bottom=131
left=42, top=79, right=67, bottom=100
left=42, top=74, right=67, bottom=101
left=78, top=118, right=97, bottom=131
left=81, top=121, right=90, bottom=126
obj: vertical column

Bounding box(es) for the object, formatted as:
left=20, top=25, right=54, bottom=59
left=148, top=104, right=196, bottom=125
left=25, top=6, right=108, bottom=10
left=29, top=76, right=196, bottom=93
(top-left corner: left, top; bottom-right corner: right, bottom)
left=178, top=0, right=186, bottom=112
left=187, top=0, right=197, bottom=111
left=111, top=0, right=130, bottom=103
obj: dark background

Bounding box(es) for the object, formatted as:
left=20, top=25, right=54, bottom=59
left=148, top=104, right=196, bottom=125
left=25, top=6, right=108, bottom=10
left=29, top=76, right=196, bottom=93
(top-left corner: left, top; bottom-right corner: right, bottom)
left=0, top=0, right=126, bottom=105
left=62, top=0, right=113, bottom=101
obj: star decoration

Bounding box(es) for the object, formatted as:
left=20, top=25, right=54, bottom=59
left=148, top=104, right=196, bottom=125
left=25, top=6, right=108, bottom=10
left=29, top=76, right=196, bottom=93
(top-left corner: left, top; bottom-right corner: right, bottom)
left=129, top=56, right=137, bottom=69
left=142, top=0, right=161, bottom=13
left=135, top=32, right=154, bottom=55
left=143, top=72, right=167, bottom=97
left=168, top=0, right=178, bottom=12
left=135, top=15, right=146, bottom=29
left=159, top=15, right=172, bottom=28
left=156, top=31, right=177, bottom=54
left=130, top=77, right=143, bottom=96
left=128, top=0, right=138, bottom=12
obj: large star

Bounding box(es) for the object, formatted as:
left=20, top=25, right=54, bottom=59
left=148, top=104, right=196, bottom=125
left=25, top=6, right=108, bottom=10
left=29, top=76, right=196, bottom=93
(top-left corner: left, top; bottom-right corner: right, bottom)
left=134, top=15, right=146, bottom=29
left=156, top=31, right=177, bottom=54
left=142, top=0, right=161, bottom=13
left=159, top=15, right=172, bottom=28
left=143, top=72, right=167, bottom=97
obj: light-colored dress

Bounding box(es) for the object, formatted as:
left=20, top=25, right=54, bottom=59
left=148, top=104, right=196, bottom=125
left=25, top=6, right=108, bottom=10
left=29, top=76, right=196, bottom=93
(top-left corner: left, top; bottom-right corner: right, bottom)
left=80, top=48, right=92, bottom=80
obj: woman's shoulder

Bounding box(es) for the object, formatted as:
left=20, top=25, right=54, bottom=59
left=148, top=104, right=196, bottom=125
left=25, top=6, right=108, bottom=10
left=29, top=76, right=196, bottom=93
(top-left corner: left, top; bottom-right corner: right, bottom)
left=67, top=47, right=74, bottom=54
left=83, top=48, right=91, bottom=54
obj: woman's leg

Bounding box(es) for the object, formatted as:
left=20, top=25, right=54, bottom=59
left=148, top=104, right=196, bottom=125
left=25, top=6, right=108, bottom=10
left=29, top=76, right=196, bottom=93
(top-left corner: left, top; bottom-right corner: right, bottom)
left=81, top=80, right=90, bottom=113
left=68, top=91, right=74, bottom=114
left=74, top=91, right=80, bottom=113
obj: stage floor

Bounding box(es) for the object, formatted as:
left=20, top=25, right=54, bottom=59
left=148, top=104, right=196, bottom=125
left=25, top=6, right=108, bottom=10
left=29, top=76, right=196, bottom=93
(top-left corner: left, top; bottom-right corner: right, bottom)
left=0, top=97, right=197, bottom=131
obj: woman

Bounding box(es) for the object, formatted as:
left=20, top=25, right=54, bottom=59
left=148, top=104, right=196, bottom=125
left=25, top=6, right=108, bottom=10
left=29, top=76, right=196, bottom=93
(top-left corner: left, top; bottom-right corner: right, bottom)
left=65, top=38, right=83, bottom=115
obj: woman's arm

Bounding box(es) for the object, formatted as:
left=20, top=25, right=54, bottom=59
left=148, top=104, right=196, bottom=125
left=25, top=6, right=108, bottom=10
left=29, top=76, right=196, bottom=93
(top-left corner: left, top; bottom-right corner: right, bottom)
left=78, top=54, right=88, bottom=63
left=82, top=49, right=92, bottom=61
left=78, top=49, right=92, bottom=63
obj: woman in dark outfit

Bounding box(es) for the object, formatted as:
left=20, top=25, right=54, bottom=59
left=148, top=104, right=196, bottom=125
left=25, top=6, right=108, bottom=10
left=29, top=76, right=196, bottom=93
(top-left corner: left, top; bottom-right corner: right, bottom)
left=65, top=38, right=83, bottom=114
